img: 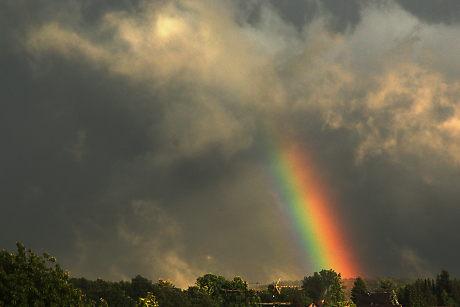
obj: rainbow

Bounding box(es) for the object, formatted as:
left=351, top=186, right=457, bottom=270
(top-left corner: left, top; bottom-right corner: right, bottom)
left=266, top=132, right=360, bottom=278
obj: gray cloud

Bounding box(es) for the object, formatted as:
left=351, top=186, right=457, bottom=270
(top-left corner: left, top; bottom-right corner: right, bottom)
left=1, top=0, right=460, bottom=287
left=396, top=0, right=460, bottom=25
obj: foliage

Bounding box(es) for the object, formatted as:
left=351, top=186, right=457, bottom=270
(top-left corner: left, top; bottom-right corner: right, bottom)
left=74, top=276, right=189, bottom=307
left=259, top=283, right=311, bottom=307
left=302, top=269, right=345, bottom=306
left=196, top=273, right=260, bottom=307
left=152, top=280, right=191, bottom=307
left=197, top=273, right=230, bottom=299
left=378, top=279, right=397, bottom=293
left=0, top=242, right=90, bottom=306
left=397, top=270, right=460, bottom=307
left=125, top=275, right=155, bottom=302
left=70, top=277, right=136, bottom=306
left=333, top=301, right=356, bottom=307
left=185, top=286, right=218, bottom=307
left=137, top=292, right=159, bottom=307
left=5, top=244, right=460, bottom=307
left=350, top=277, right=368, bottom=303
left=276, top=287, right=312, bottom=307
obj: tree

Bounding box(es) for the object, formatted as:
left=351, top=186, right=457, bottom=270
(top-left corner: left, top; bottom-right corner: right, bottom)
left=71, top=277, right=136, bottom=306
left=137, top=292, right=159, bottom=307
left=434, top=270, right=459, bottom=306
left=278, top=287, right=312, bottom=307
left=398, top=278, right=440, bottom=307
left=185, top=286, right=217, bottom=307
left=302, top=269, right=345, bottom=306
left=378, top=279, right=397, bottom=293
left=125, top=275, right=155, bottom=301
left=152, top=280, right=191, bottom=307
left=436, top=270, right=451, bottom=292
left=450, top=279, right=460, bottom=306
left=197, top=274, right=229, bottom=297
left=195, top=273, right=260, bottom=307
left=350, top=277, right=368, bottom=303
left=0, top=242, right=91, bottom=306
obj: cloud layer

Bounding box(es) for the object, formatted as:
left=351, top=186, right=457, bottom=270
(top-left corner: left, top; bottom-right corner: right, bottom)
left=1, top=0, right=460, bottom=286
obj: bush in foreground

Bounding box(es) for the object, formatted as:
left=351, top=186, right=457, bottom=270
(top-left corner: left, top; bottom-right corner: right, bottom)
left=0, top=242, right=89, bottom=306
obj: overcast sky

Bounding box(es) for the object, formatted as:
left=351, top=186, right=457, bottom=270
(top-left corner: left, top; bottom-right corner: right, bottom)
left=1, top=0, right=460, bottom=287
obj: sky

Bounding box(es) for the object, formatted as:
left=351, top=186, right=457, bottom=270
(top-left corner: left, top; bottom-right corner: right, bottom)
left=1, top=0, right=460, bottom=287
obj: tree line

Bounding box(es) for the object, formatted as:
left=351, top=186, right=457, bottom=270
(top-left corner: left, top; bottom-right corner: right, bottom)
left=350, top=272, right=460, bottom=307
left=1, top=243, right=460, bottom=306
left=397, top=271, right=460, bottom=307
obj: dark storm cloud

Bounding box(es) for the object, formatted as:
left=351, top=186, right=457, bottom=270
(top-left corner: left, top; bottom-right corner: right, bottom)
left=396, top=0, right=460, bottom=25
left=0, top=0, right=288, bottom=284
left=239, top=0, right=362, bottom=32
left=80, top=0, right=142, bottom=22
left=266, top=0, right=460, bottom=32
left=1, top=0, right=177, bottom=278
left=1, top=0, right=460, bottom=287
left=320, top=0, right=362, bottom=32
